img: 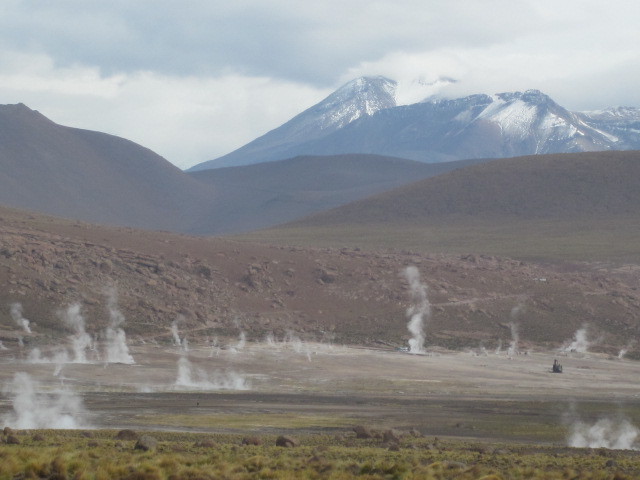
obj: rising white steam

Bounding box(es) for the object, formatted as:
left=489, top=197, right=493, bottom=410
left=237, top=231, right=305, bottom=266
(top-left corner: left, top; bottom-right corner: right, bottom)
left=403, top=266, right=430, bottom=354
left=618, top=341, right=634, bottom=359
left=1, top=372, right=89, bottom=429
left=506, top=304, right=525, bottom=357
left=0, top=340, right=7, bottom=350
left=59, top=303, right=93, bottom=363
left=236, top=331, right=246, bottom=350
left=26, top=348, right=70, bottom=376
left=171, top=317, right=189, bottom=351
left=568, top=417, right=639, bottom=450
left=283, top=331, right=312, bottom=361
left=10, top=303, right=31, bottom=333
left=171, top=320, right=181, bottom=346
left=175, top=357, right=249, bottom=390
left=563, top=324, right=590, bottom=353
left=507, top=323, right=519, bottom=357
left=104, top=288, right=134, bottom=364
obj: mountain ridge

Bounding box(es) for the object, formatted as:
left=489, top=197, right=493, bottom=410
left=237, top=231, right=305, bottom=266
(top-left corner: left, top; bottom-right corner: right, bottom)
left=189, top=76, right=397, bottom=171
left=188, top=79, right=640, bottom=171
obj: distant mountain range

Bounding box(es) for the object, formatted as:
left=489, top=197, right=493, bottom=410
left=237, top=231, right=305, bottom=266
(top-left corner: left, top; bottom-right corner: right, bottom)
left=188, top=77, right=640, bottom=171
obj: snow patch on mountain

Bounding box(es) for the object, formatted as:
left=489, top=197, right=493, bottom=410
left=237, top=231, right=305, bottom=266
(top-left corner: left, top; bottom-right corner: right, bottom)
left=316, top=76, right=397, bottom=131
left=478, top=98, right=538, bottom=138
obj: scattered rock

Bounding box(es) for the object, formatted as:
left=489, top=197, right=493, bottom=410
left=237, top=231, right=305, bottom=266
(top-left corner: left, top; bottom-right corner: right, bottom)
left=80, top=431, right=95, bottom=438
left=99, top=260, right=113, bottom=274
left=6, top=434, right=20, bottom=445
left=276, top=435, right=298, bottom=447
left=3, top=427, right=14, bottom=436
left=115, top=429, right=139, bottom=441
left=241, top=436, right=262, bottom=446
left=353, top=425, right=374, bottom=439
left=31, top=433, right=46, bottom=442
left=382, top=429, right=402, bottom=444
left=409, top=428, right=422, bottom=438
left=134, top=435, right=158, bottom=451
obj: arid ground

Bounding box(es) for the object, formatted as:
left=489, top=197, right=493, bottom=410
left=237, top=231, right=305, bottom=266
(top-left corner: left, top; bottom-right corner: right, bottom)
left=2, top=340, right=639, bottom=446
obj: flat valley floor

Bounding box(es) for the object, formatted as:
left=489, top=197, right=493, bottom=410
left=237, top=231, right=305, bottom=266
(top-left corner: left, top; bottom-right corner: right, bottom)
left=2, top=341, right=640, bottom=445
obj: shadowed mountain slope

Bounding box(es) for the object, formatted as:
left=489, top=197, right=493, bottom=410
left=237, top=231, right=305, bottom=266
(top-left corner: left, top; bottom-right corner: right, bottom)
left=188, top=154, right=488, bottom=233
left=291, top=150, right=640, bottom=225
left=242, top=151, right=640, bottom=261
left=0, top=103, right=214, bottom=232
left=3, top=104, right=485, bottom=234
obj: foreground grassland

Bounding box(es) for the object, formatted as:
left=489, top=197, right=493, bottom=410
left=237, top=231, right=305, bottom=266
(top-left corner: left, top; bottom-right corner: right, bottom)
left=2, top=430, right=640, bottom=480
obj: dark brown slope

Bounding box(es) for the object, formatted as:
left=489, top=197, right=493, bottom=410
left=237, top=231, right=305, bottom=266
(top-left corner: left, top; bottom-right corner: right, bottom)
left=292, top=151, right=640, bottom=225
left=0, top=103, right=214, bottom=232
left=245, top=151, right=640, bottom=261
left=188, top=154, right=488, bottom=234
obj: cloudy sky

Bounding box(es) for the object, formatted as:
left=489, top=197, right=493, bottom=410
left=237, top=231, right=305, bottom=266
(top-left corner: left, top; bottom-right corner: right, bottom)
left=2, top=1, right=639, bottom=169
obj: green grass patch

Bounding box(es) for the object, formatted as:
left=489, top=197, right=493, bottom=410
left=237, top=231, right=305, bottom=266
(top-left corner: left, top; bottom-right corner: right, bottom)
left=2, top=429, right=640, bottom=479
left=133, top=413, right=357, bottom=430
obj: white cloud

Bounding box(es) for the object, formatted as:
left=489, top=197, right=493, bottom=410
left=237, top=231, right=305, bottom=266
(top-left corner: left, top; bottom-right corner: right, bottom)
left=1, top=0, right=639, bottom=168
left=0, top=49, right=329, bottom=169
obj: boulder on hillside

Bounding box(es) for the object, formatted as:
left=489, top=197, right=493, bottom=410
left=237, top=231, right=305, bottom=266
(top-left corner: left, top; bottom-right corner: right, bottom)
left=241, top=436, right=263, bottom=446
left=134, top=435, right=158, bottom=451
left=353, top=425, right=374, bottom=439
left=382, top=429, right=402, bottom=444
left=276, top=435, right=298, bottom=448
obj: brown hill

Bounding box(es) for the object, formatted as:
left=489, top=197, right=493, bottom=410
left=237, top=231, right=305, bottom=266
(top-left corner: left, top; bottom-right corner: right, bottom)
left=1, top=204, right=639, bottom=356
left=0, top=103, right=215, bottom=232
left=246, top=151, right=640, bottom=261
left=1, top=104, right=488, bottom=234
left=292, top=151, right=640, bottom=223
left=187, top=154, right=487, bottom=233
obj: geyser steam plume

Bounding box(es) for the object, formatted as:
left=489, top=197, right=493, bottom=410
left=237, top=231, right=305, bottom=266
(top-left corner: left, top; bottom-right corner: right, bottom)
left=1, top=372, right=89, bottom=429
left=60, top=303, right=93, bottom=363
left=171, top=316, right=188, bottom=351
left=10, top=303, right=31, bottom=333
left=104, top=287, right=134, bottom=364
left=568, top=417, right=639, bottom=450
left=403, top=266, right=430, bottom=354
left=564, top=324, right=590, bottom=353
left=175, top=357, right=249, bottom=390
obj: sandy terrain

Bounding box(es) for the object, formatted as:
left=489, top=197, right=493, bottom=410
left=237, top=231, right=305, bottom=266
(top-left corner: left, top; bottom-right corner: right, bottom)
left=2, top=340, right=639, bottom=443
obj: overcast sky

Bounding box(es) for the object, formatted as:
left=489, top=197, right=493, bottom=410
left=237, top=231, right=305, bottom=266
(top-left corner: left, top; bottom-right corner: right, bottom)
left=1, top=1, right=639, bottom=169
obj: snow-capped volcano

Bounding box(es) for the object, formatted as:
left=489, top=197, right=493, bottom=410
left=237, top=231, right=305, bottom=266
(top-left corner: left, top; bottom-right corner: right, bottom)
left=189, top=76, right=396, bottom=171
left=189, top=80, right=639, bottom=171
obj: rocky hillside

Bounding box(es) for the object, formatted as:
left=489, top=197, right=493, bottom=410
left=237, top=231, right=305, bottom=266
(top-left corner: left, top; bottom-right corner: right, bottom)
left=1, top=205, right=639, bottom=357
